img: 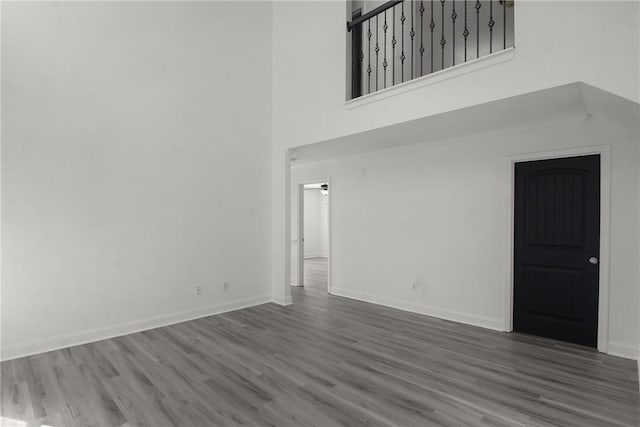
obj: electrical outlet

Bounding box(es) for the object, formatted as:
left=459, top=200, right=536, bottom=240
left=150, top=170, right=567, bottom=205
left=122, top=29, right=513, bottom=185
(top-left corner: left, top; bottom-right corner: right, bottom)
left=195, top=285, right=203, bottom=295
left=223, top=282, right=229, bottom=292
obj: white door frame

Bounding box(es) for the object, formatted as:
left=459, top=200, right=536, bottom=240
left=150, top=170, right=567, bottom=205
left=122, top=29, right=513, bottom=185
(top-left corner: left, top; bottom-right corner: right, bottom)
left=296, top=178, right=332, bottom=293
left=504, top=145, right=611, bottom=353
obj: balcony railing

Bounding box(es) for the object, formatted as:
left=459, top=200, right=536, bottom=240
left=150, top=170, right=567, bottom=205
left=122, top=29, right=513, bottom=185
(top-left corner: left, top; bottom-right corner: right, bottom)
left=347, top=0, right=514, bottom=99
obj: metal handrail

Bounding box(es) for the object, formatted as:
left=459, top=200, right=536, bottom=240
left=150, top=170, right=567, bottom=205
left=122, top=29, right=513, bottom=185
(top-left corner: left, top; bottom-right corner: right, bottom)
left=347, top=1, right=403, bottom=31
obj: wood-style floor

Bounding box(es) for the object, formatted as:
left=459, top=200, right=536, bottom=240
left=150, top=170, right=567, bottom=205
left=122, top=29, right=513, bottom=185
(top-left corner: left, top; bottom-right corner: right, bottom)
left=303, top=257, right=328, bottom=290
left=2, top=268, right=639, bottom=426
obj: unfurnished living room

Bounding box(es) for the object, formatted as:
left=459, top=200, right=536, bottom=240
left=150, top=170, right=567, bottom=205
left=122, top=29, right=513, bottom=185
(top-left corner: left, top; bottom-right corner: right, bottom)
left=1, top=1, right=639, bottom=426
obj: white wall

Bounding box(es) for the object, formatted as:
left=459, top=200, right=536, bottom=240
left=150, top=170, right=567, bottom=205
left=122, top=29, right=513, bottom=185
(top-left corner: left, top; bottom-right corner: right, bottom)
left=303, top=189, right=329, bottom=258
left=272, top=1, right=639, bottom=310
left=291, top=113, right=640, bottom=358
left=274, top=1, right=638, bottom=148
left=1, top=1, right=273, bottom=359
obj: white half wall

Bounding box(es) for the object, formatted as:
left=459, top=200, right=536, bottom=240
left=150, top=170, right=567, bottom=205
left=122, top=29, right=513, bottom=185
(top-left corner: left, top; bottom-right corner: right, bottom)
left=291, top=113, right=640, bottom=358
left=1, top=1, right=273, bottom=360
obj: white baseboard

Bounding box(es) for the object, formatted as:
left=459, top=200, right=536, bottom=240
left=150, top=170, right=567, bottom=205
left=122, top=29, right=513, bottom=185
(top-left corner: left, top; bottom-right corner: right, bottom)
left=330, top=288, right=640, bottom=361
left=1, top=295, right=271, bottom=362
left=290, top=282, right=303, bottom=287
left=330, top=287, right=504, bottom=331
left=607, top=341, right=639, bottom=360
left=272, top=294, right=293, bottom=306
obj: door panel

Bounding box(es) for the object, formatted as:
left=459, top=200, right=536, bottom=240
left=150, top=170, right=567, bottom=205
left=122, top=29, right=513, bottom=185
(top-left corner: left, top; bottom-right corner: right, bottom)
left=525, top=171, right=584, bottom=247
left=514, top=155, right=600, bottom=347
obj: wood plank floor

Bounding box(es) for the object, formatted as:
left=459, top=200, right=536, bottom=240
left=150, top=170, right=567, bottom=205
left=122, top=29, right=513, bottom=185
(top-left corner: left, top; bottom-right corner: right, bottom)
left=2, top=286, right=638, bottom=427
left=303, top=257, right=328, bottom=290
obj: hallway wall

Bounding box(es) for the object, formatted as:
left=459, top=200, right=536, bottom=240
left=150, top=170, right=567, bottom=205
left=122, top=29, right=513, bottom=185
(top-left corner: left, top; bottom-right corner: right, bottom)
left=291, top=114, right=640, bottom=359
left=272, top=1, right=640, bottom=304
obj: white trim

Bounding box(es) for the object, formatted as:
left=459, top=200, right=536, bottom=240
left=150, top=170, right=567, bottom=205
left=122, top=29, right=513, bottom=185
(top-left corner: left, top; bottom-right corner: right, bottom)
left=295, top=177, right=332, bottom=294
left=297, top=183, right=304, bottom=287
left=272, top=294, right=293, bottom=306
left=0, top=295, right=271, bottom=362
left=331, top=287, right=504, bottom=331
left=327, top=177, right=333, bottom=294
left=504, top=145, right=612, bottom=355
left=606, top=341, right=639, bottom=360
left=282, top=151, right=293, bottom=307
left=345, top=47, right=515, bottom=109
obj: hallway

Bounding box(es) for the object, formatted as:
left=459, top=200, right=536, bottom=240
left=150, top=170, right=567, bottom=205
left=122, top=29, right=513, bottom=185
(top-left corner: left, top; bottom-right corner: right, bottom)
left=304, top=257, right=328, bottom=291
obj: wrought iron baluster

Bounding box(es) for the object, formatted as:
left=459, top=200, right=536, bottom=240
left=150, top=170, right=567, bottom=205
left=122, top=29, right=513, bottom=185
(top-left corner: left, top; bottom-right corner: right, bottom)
left=463, top=0, right=469, bottom=61
left=392, top=6, right=396, bottom=85
left=383, top=11, right=388, bottom=89
left=410, top=2, right=415, bottom=80
left=503, top=0, right=506, bottom=49
left=420, top=1, right=425, bottom=76
left=351, top=15, right=364, bottom=99
left=452, top=0, right=457, bottom=66
left=475, top=0, right=481, bottom=58
left=489, top=0, right=495, bottom=53
left=430, top=0, right=435, bottom=72
left=367, top=20, right=372, bottom=94
left=358, top=26, right=365, bottom=98
left=359, top=30, right=364, bottom=95
left=440, top=0, right=446, bottom=70
left=401, top=2, right=405, bottom=82
left=375, top=15, right=380, bottom=91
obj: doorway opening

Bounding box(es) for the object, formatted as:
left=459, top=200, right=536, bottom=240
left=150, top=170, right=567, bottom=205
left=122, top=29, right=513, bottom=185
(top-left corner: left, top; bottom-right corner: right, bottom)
left=294, top=181, right=330, bottom=292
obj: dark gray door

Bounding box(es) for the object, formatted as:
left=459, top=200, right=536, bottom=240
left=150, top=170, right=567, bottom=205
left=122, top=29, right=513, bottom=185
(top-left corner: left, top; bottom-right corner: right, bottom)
left=514, top=155, right=600, bottom=347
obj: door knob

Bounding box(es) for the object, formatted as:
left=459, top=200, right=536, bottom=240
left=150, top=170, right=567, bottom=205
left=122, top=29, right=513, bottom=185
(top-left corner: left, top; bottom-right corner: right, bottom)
left=589, top=257, right=599, bottom=265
